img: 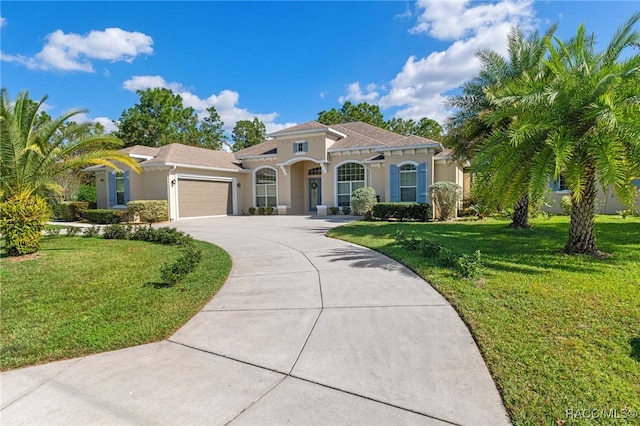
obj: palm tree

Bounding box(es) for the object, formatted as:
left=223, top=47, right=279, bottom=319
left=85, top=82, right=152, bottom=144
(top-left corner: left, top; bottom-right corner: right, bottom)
left=446, top=25, right=556, bottom=228
left=0, top=89, right=141, bottom=255
left=482, top=13, right=640, bottom=255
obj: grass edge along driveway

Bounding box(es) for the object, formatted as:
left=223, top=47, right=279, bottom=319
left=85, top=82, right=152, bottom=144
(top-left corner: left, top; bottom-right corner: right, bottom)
left=1, top=236, right=231, bottom=371
left=328, top=215, right=640, bottom=426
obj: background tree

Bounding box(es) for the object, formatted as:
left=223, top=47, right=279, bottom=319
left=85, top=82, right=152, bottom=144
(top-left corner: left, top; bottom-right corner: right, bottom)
left=0, top=89, right=140, bottom=255
left=445, top=25, right=555, bottom=228
left=231, top=117, right=267, bottom=152
left=114, top=88, right=201, bottom=148
left=317, top=101, right=386, bottom=127
left=479, top=13, right=640, bottom=255
left=387, top=117, right=443, bottom=140
left=197, top=106, right=227, bottom=150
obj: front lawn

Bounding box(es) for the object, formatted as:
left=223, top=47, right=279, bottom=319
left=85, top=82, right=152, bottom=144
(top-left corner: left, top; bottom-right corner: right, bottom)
left=328, top=215, right=640, bottom=425
left=1, top=235, right=231, bottom=370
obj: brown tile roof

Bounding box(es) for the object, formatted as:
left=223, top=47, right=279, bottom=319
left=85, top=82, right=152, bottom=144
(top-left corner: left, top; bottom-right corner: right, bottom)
left=142, top=144, right=244, bottom=170
left=234, top=139, right=278, bottom=158
left=381, top=134, right=441, bottom=149
left=269, top=121, right=328, bottom=136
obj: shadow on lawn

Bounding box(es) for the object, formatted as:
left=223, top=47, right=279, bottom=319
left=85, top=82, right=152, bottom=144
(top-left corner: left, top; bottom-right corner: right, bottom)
left=331, top=218, right=638, bottom=275
left=631, top=338, right=640, bottom=363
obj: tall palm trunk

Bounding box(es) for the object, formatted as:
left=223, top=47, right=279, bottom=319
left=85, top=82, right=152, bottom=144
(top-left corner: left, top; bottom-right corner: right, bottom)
left=565, top=166, right=598, bottom=255
left=509, top=193, right=531, bottom=229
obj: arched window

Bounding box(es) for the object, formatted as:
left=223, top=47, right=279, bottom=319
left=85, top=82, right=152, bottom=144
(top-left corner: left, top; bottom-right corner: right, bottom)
left=255, top=168, right=277, bottom=207
left=399, top=164, right=417, bottom=202
left=336, top=162, right=364, bottom=207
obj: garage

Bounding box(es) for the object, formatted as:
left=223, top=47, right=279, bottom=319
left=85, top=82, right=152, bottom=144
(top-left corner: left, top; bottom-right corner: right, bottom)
left=177, top=178, right=233, bottom=218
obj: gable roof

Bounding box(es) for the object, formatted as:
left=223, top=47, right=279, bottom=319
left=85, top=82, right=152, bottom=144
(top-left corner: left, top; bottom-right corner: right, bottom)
left=85, top=143, right=244, bottom=172
left=234, top=139, right=278, bottom=158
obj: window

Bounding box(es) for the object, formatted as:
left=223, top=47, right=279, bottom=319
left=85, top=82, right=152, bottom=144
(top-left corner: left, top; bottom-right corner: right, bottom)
left=552, top=174, right=569, bottom=192
left=108, top=171, right=130, bottom=207
left=399, top=164, right=417, bottom=202
left=115, top=173, right=125, bottom=205
left=255, top=168, right=277, bottom=207
left=336, top=162, right=365, bottom=207
left=390, top=163, right=426, bottom=203
left=294, top=140, right=308, bottom=154
left=308, top=167, right=322, bottom=176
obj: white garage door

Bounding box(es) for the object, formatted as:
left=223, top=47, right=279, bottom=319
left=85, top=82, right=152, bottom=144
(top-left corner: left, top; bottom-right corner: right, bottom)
left=178, top=179, right=233, bottom=218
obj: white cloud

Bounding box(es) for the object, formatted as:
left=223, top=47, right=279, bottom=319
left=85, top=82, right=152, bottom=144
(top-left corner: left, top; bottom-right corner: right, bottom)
left=121, top=75, right=296, bottom=135
left=72, top=113, right=118, bottom=133
left=1, top=27, right=153, bottom=72
left=339, top=0, right=536, bottom=123
left=0, top=17, right=6, bottom=27
left=338, top=82, right=380, bottom=104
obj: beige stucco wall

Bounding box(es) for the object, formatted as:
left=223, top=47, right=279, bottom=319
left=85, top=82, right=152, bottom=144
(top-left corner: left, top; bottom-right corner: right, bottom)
left=380, top=149, right=438, bottom=204
left=276, top=132, right=328, bottom=163
left=545, top=186, right=640, bottom=215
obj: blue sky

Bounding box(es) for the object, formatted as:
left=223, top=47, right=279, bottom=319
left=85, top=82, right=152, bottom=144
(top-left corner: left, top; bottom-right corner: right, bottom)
left=1, top=1, right=638, bottom=137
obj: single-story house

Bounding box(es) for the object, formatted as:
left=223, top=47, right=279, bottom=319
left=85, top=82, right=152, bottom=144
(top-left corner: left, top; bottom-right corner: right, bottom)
left=87, top=120, right=467, bottom=220
left=87, top=120, right=637, bottom=220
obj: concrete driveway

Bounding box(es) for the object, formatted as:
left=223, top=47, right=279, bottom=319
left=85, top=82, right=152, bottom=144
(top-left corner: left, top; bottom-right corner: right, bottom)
left=1, top=215, right=509, bottom=425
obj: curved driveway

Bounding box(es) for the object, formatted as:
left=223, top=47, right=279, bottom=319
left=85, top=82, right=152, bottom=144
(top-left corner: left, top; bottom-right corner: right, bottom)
left=1, top=216, right=509, bottom=425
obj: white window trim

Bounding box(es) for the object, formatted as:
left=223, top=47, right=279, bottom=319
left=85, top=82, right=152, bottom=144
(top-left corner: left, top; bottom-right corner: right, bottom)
left=334, top=160, right=365, bottom=207
left=253, top=166, right=278, bottom=208
left=398, top=161, right=419, bottom=203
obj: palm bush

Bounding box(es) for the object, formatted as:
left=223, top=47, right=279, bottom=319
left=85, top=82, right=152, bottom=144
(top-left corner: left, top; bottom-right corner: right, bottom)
left=0, top=89, right=140, bottom=255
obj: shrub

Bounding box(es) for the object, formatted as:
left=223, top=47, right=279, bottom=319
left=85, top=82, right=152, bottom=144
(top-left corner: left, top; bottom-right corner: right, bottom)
left=329, top=206, right=339, bottom=215
left=82, top=209, right=124, bottom=224
left=617, top=209, right=632, bottom=219
left=342, top=206, right=352, bottom=215
left=160, top=245, right=202, bottom=286
left=59, top=201, right=89, bottom=222
left=456, top=250, right=483, bottom=279
left=130, top=226, right=191, bottom=246
left=0, top=194, right=51, bottom=256
left=45, top=227, right=61, bottom=236
left=438, top=248, right=458, bottom=268
left=560, top=195, right=573, bottom=216
left=265, top=206, right=274, bottom=215
left=65, top=227, right=82, bottom=237
left=248, top=207, right=256, bottom=215
left=127, top=200, right=168, bottom=223
left=470, top=203, right=492, bottom=220
left=418, top=239, right=443, bottom=258
left=372, top=203, right=431, bottom=222
left=102, top=224, right=132, bottom=240
left=83, top=226, right=101, bottom=238
left=351, top=187, right=377, bottom=216
left=75, top=184, right=97, bottom=204
left=258, top=207, right=266, bottom=215
left=429, top=182, right=462, bottom=221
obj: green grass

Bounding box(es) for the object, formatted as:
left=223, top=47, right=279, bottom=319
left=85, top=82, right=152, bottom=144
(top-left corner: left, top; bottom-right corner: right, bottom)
left=328, top=215, right=640, bottom=426
left=1, top=235, right=231, bottom=370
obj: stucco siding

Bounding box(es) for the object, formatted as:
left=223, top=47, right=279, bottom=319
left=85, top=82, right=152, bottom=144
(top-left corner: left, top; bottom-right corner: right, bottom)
left=545, top=186, right=640, bottom=215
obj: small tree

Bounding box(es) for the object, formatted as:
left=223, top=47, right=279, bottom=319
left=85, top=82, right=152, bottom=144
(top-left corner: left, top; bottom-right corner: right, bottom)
left=351, top=187, right=377, bottom=216
left=429, top=182, right=462, bottom=221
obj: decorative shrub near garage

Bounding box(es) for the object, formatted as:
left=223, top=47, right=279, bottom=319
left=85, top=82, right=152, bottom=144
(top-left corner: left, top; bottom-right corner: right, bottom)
left=127, top=200, right=168, bottom=223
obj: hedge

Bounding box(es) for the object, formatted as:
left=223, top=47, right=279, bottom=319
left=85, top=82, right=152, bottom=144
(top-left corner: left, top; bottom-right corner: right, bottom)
left=372, top=202, right=432, bottom=222
left=127, top=200, right=168, bottom=223
left=82, top=209, right=124, bottom=224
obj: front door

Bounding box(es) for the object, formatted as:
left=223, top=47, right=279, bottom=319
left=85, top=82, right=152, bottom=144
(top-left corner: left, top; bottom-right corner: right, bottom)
left=308, top=178, right=321, bottom=212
